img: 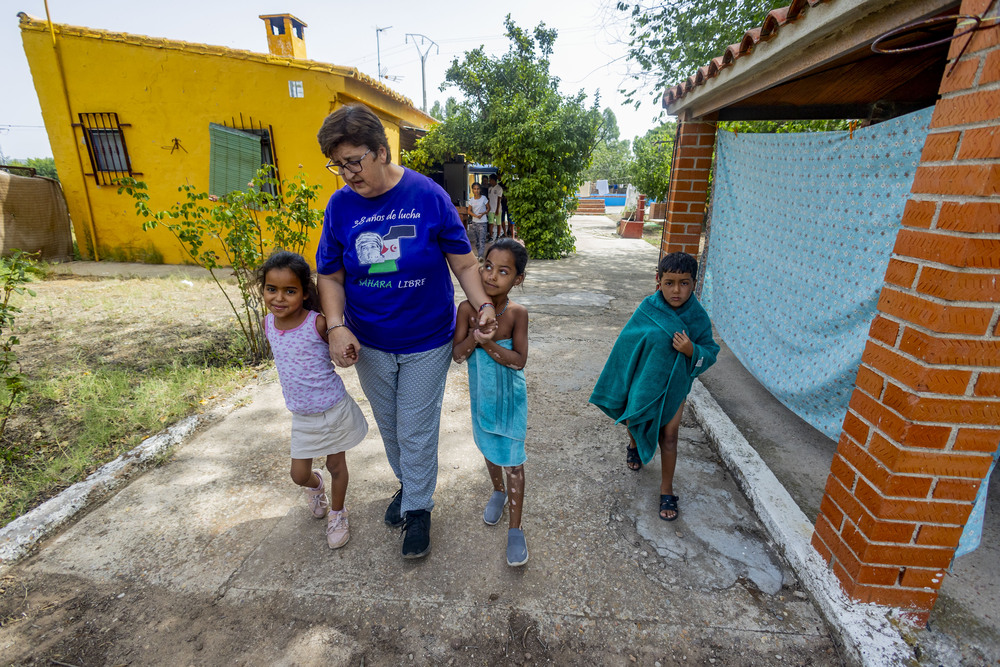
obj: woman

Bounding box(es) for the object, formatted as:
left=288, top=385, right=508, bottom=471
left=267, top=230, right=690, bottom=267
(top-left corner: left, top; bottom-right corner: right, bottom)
left=315, top=104, right=497, bottom=560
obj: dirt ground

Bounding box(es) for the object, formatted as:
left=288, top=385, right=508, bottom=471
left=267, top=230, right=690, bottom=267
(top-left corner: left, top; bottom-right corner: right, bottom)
left=0, top=223, right=843, bottom=666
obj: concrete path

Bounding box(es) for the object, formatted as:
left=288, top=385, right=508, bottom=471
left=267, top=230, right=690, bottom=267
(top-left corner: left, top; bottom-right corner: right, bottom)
left=2, top=217, right=846, bottom=664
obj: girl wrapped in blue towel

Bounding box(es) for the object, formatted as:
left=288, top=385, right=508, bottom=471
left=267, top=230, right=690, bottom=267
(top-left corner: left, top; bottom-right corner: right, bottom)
left=453, top=239, right=530, bottom=566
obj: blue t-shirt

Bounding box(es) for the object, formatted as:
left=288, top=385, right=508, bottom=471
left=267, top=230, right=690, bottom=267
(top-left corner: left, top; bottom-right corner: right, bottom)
left=316, top=167, right=473, bottom=354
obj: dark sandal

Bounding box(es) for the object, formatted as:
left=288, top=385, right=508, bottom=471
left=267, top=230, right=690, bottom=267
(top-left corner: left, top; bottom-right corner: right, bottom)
left=659, top=494, right=679, bottom=521
left=626, top=445, right=642, bottom=471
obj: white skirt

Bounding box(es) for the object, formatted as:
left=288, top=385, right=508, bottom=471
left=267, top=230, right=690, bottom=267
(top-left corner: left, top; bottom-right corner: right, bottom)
left=290, top=393, right=369, bottom=459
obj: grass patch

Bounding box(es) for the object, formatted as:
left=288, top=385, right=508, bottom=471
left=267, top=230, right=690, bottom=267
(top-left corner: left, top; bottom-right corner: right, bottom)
left=642, top=221, right=663, bottom=247
left=0, top=273, right=262, bottom=527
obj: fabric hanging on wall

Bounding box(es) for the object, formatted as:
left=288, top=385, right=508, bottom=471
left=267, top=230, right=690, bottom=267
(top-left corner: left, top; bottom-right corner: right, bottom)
left=700, top=107, right=934, bottom=440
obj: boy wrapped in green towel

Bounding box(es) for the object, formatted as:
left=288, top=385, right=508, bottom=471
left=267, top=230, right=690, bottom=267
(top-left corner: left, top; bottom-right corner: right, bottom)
left=589, top=252, right=718, bottom=521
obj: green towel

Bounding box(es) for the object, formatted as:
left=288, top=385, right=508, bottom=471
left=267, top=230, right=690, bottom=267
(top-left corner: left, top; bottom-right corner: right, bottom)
left=589, top=293, right=719, bottom=464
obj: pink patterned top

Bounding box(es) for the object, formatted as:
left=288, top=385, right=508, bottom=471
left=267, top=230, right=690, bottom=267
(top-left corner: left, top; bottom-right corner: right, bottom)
left=265, top=310, right=346, bottom=415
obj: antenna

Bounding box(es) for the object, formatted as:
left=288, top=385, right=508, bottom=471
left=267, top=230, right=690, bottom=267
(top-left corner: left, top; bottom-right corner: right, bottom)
left=375, top=25, right=392, bottom=80
left=405, top=33, right=439, bottom=113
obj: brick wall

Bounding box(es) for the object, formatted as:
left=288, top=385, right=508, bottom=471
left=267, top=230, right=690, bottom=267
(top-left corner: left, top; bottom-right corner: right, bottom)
left=661, top=119, right=717, bottom=257
left=812, top=0, right=1000, bottom=622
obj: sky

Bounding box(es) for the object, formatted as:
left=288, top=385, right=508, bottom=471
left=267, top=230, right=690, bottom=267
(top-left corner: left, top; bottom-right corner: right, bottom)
left=0, top=0, right=669, bottom=161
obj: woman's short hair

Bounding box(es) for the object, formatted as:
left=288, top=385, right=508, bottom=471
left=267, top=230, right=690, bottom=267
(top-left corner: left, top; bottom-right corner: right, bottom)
left=317, top=104, right=391, bottom=163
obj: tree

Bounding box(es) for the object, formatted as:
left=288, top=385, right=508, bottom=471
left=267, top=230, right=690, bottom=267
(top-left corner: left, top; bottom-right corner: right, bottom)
left=428, top=97, right=461, bottom=121
left=629, top=122, right=676, bottom=202
left=5, top=157, right=58, bottom=180
left=617, top=0, right=786, bottom=107
left=432, top=17, right=601, bottom=259
left=584, top=107, right=632, bottom=184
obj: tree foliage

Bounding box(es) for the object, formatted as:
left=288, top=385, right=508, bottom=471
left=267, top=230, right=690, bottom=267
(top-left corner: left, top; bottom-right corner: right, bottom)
left=0, top=250, right=38, bottom=441
left=7, top=157, right=58, bottom=180
left=583, top=108, right=632, bottom=184
left=406, top=17, right=601, bottom=259
left=617, top=0, right=786, bottom=106
left=629, top=122, right=676, bottom=202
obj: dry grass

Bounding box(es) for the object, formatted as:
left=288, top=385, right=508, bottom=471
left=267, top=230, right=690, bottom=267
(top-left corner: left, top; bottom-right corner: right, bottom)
left=0, top=272, right=261, bottom=526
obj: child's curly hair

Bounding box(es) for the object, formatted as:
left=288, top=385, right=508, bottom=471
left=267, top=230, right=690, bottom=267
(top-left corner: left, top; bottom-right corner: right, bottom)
left=255, top=250, right=321, bottom=312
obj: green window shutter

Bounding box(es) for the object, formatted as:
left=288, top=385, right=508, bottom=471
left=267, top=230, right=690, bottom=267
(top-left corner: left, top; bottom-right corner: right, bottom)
left=209, top=123, right=262, bottom=197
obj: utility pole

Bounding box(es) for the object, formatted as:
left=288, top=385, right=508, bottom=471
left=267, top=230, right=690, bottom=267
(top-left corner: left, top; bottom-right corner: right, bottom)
left=405, top=33, right=439, bottom=113
left=375, top=25, right=392, bottom=80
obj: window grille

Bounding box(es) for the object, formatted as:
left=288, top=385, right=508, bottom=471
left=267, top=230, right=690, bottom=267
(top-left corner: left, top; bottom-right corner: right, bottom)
left=77, top=113, right=135, bottom=185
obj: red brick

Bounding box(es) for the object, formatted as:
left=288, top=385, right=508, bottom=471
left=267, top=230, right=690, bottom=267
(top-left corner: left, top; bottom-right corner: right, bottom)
left=930, top=88, right=1000, bottom=127
left=862, top=341, right=973, bottom=394
left=916, top=266, right=1000, bottom=303
left=957, top=0, right=993, bottom=18
left=664, top=233, right=702, bottom=246
left=911, top=164, right=1000, bottom=197
left=900, top=199, right=937, bottom=229
left=674, top=179, right=710, bottom=194
left=831, top=450, right=856, bottom=486
left=915, top=524, right=964, bottom=547
left=899, top=327, right=1000, bottom=366
left=877, top=287, right=994, bottom=335
left=816, top=511, right=863, bottom=576
left=953, top=428, right=1000, bottom=452
left=676, top=157, right=695, bottom=170
left=671, top=168, right=707, bottom=182
left=825, top=475, right=874, bottom=535
left=938, top=58, right=979, bottom=94
left=857, top=565, right=903, bottom=586
left=666, top=212, right=703, bottom=224
left=899, top=567, right=948, bottom=590
left=812, top=531, right=834, bottom=563
left=843, top=408, right=873, bottom=444
left=677, top=146, right=714, bottom=159
left=884, top=258, right=919, bottom=288
left=957, top=127, right=1000, bottom=159
left=820, top=493, right=845, bottom=530
left=936, top=201, right=1000, bottom=233
left=933, top=477, right=981, bottom=501
left=883, top=382, right=1000, bottom=425
left=974, top=372, right=1000, bottom=397
left=854, top=524, right=958, bottom=567
left=869, top=316, right=900, bottom=345
left=856, top=513, right=917, bottom=543
left=848, top=390, right=907, bottom=442
left=832, top=559, right=856, bottom=593
left=870, top=431, right=994, bottom=479
left=966, top=21, right=1000, bottom=53
left=670, top=190, right=708, bottom=204
left=983, top=49, right=1000, bottom=84
left=847, top=583, right=940, bottom=611
left=919, top=131, right=961, bottom=161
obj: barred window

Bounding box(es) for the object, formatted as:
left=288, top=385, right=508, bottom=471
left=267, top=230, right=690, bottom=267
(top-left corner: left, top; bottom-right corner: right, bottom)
left=78, top=113, right=135, bottom=185
left=209, top=117, right=278, bottom=197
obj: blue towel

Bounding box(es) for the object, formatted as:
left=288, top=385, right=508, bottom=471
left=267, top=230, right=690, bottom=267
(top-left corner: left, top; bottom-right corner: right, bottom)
left=590, top=293, right=718, bottom=465
left=467, top=339, right=527, bottom=467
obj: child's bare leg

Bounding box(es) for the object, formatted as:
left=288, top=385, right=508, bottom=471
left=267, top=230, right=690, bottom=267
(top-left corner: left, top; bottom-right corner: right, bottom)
left=658, top=402, right=684, bottom=520
left=325, top=452, right=348, bottom=512
left=485, top=458, right=506, bottom=493
left=290, top=458, right=319, bottom=487
left=505, top=465, right=525, bottom=530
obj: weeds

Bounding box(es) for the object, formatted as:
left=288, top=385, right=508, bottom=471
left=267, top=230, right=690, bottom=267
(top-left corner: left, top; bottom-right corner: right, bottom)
left=0, top=251, right=40, bottom=440
left=0, top=274, right=260, bottom=528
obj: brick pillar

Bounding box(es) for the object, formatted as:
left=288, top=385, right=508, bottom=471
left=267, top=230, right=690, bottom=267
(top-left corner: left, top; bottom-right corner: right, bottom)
left=811, top=0, right=1000, bottom=623
left=662, top=118, right=717, bottom=256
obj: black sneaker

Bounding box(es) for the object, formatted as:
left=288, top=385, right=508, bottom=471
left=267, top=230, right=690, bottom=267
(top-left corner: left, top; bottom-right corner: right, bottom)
left=384, top=488, right=404, bottom=527
left=401, top=510, right=431, bottom=559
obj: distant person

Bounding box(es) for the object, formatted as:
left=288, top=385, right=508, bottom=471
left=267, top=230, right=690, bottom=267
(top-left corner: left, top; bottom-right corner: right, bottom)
left=257, top=250, right=370, bottom=549
left=589, top=252, right=719, bottom=521
left=315, top=104, right=496, bottom=560
left=487, top=174, right=504, bottom=241
left=467, top=182, right=490, bottom=260
left=499, top=181, right=511, bottom=238
left=453, top=239, right=531, bottom=566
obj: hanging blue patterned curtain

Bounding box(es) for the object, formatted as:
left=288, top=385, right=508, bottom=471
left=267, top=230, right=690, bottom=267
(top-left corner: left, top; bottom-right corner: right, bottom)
left=701, top=107, right=934, bottom=440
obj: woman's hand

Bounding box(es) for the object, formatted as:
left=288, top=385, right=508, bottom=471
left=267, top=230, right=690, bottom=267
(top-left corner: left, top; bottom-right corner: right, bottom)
left=329, top=326, right=362, bottom=367
left=477, top=307, right=497, bottom=339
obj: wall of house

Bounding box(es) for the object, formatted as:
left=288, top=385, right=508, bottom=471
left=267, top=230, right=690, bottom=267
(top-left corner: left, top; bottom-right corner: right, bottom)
left=20, top=16, right=431, bottom=265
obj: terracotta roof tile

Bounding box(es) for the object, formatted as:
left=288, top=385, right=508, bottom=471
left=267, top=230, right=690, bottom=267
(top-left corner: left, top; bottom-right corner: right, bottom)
left=662, top=0, right=831, bottom=109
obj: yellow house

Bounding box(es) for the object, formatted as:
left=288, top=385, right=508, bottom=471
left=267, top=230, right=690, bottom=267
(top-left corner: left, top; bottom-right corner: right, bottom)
left=18, top=12, right=434, bottom=264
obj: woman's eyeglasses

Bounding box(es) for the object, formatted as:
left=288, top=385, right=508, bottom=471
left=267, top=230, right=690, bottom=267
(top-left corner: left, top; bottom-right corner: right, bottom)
left=326, top=148, right=373, bottom=175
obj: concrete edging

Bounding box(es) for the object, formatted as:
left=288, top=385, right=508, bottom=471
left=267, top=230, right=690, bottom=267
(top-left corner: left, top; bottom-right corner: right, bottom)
left=0, top=415, right=202, bottom=571
left=686, top=379, right=914, bottom=667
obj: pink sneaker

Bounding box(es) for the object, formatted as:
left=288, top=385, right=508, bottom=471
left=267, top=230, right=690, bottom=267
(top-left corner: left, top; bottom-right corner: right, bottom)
left=326, top=508, right=350, bottom=549
left=304, top=471, right=328, bottom=518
